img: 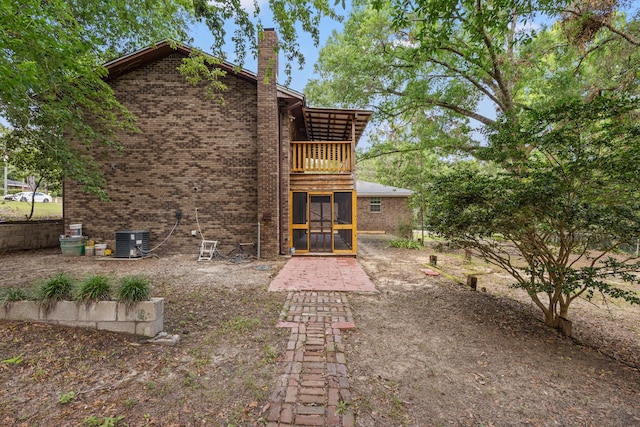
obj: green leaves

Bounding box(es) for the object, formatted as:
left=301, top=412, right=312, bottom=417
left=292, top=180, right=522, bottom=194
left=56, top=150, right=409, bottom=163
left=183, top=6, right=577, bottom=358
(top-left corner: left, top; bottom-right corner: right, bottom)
left=116, top=276, right=151, bottom=305
left=38, top=273, right=75, bottom=302
left=76, top=275, right=112, bottom=304
left=0, top=0, right=193, bottom=198
left=425, top=93, right=640, bottom=329
left=1, top=354, right=24, bottom=365
left=308, top=0, right=640, bottom=332
left=178, top=51, right=227, bottom=103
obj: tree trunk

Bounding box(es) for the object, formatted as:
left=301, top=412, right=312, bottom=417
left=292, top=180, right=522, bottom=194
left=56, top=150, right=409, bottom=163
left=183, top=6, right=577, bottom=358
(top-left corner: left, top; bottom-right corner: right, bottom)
left=544, top=302, right=572, bottom=337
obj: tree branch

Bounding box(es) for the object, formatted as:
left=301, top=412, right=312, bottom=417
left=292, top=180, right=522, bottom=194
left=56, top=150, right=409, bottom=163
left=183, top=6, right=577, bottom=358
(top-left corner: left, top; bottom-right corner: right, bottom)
left=428, top=56, right=504, bottom=108
left=476, top=0, right=513, bottom=112
left=562, top=9, right=640, bottom=47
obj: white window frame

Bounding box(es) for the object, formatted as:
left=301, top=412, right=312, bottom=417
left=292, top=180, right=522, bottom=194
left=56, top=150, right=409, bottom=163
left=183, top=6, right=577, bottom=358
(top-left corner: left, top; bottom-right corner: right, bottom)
left=370, top=197, right=381, bottom=213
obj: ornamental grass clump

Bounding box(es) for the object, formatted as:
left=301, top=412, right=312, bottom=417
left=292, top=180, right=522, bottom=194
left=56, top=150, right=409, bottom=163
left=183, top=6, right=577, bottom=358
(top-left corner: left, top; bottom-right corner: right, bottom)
left=76, top=275, right=112, bottom=305
left=1, top=287, right=33, bottom=308
left=116, top=276, right=151, bottom=308
left=389, top=239, right=422, bottom=250
left=38, top=273, right=74, bottom=313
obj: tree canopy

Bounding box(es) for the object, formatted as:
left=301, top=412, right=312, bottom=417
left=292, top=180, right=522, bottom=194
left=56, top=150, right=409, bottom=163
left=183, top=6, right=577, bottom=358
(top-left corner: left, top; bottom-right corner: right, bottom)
left=0, top=0, right=197, bottom=197
left=308, top=0, right=640, bottom=136
left=428, top=95, right=640, bottom=330
left=0, top=0, right=343, bottom=199
left=307, top=0, right=640, bottom=332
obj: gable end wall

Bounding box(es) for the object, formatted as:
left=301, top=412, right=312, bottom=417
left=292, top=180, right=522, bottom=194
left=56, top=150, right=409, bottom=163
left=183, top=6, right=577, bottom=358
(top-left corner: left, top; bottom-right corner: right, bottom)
left=64, top=53, right=260, bottom=256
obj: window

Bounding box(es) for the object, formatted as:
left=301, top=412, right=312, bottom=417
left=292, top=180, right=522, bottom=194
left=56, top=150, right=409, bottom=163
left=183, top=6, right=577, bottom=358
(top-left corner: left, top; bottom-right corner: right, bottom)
left=370, top=197, right=381, bottom=213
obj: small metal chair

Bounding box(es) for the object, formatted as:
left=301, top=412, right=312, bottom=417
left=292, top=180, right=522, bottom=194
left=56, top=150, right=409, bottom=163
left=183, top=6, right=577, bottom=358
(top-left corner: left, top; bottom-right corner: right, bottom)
left=198, top=239, right=218, bottom=261
left=195, top=207, right=219, bottom=261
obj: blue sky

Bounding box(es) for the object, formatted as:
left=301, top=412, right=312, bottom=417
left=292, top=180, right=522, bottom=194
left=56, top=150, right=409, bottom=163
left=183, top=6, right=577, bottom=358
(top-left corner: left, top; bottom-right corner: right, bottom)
left=0, top=3, right=350, bottom=133
left=187, top=1, right=352, bottom=94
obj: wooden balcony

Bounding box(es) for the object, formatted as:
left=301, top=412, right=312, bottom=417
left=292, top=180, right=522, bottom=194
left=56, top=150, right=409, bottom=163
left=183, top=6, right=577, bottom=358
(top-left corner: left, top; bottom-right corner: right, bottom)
left=291, top=141, right=353, bottom=173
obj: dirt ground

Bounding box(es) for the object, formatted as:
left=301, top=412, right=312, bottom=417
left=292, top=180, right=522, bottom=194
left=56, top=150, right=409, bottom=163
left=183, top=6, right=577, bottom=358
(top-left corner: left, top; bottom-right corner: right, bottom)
left=351, top=235, right=640, bottom=426
left=1, top=235, right=639, bottom=426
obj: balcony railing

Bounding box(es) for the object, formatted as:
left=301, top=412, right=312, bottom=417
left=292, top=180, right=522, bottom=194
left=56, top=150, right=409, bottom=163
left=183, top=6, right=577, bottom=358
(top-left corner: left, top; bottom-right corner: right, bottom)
left=291, top=141, right=353, bottom=173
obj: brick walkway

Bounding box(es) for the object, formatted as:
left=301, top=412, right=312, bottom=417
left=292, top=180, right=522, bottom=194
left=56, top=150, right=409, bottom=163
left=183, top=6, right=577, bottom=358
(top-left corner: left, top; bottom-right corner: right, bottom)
left=267, top=291, right=356, bottom=426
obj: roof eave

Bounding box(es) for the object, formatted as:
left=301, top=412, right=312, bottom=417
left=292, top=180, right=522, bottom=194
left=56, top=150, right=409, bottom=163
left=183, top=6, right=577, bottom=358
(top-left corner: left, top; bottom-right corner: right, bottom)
left=104, top=39, right=258, bottom=83
left=301, top=107, right=373, bottom=144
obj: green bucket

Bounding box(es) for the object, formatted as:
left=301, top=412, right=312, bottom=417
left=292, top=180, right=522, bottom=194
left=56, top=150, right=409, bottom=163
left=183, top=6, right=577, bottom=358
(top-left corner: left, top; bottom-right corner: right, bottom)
left=60, top=237, right=86, bottom=256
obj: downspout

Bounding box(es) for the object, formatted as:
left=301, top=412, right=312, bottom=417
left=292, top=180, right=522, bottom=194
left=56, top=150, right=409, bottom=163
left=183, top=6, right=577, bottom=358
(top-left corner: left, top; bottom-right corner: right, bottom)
left=352, top=114, right=357, bottom=253
left=278, top=105, right=282, bottom=256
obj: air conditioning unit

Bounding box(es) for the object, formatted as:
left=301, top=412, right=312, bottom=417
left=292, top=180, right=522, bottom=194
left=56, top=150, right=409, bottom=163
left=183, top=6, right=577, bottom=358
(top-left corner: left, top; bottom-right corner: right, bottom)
left=115, top=230, right=150, bottom=258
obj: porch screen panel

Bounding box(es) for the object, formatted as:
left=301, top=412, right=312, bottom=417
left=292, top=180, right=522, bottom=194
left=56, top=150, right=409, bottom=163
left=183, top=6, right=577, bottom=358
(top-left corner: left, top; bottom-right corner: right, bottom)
left=292, top=192, right=307, bottom=224
left=310, top=195, right=332, bottom=252
left=293, top=229, right=309, bottom=251
left=334, top=229, right=353, bottom=250
left=333, top=191, right=354, bottom=251
left=334, top=192, right=352, bottom=225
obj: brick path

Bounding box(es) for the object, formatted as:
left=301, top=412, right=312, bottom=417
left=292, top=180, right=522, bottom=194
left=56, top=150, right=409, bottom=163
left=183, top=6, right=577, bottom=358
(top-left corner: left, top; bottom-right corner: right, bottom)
left=267, top=291, right=356, bottom=426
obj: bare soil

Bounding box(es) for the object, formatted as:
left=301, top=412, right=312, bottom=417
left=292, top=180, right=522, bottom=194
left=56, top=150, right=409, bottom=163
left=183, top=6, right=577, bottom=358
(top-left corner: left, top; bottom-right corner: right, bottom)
left=350, top=234, right=640, bottom=426
left=1, top=235, right=639, bottom=426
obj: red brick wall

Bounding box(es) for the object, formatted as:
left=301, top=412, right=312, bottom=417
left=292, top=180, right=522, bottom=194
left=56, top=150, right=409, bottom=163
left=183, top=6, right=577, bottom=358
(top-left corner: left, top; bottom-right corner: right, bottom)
left=279, top=108, right=291, bottom=254
left=357, top=196, right=413, bottom=236
left=64, top=52, right=261, bottom=256
left=257, top=29, right=281, bottom=257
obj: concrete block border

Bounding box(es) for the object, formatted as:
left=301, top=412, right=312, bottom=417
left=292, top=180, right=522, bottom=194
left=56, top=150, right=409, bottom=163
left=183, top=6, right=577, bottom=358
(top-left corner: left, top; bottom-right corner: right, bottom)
left=0, top=298, right=163, bottom=337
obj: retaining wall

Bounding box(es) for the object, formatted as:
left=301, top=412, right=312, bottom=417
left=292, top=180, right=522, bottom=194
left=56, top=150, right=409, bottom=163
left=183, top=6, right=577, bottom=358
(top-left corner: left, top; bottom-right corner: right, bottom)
left=0, top=297, right=164, bottom=337
left=0, top=220, right=63, bottom=253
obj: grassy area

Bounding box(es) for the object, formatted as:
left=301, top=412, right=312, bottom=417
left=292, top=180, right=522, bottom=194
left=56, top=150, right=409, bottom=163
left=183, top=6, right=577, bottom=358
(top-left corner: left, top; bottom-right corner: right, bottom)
left=0, top=200, right=63, bottom=220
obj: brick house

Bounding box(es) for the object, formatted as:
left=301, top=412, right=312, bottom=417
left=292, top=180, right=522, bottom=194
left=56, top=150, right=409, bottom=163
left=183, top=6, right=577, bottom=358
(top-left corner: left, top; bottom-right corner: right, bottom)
left=356, top=181, right=413, bottom=236
left=64, top=30, right=372, bottom=258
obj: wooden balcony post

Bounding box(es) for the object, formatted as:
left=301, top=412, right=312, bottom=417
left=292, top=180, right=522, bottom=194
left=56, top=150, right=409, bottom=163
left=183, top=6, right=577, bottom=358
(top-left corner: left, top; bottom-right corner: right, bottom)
left=351, top=114, right=356, bottom=173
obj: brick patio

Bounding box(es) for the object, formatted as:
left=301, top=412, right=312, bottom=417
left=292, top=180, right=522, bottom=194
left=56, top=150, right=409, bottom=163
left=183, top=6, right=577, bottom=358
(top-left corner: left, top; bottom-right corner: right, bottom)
left=268, top=257, right=377, bottom=293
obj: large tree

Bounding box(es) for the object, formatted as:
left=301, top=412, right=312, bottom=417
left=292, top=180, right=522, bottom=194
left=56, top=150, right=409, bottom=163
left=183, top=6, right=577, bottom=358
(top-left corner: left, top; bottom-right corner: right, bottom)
left=0, top=0, right=342, bottom=199
left=307, top=0, right=640, bottom=134
left=0, top=0, right=197, bottom=197
left=428, top=95, right=640, bottom=332
left=307, top=0, right=640, bottom=333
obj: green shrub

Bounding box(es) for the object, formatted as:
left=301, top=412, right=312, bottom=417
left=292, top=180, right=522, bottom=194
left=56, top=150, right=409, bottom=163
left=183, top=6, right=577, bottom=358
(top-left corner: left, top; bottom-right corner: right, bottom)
left=397, top=222, right=414, bottom=240
left=39, top=273, right=74, bottom=301
left=38, top=273, right=74, bottom=313
left=1, top=287, right=31, bottom=303
left=389, top=239, right=422, bottom=250
left=76, top=275, right=112, bottom=304
left=116, top=276, right=151, bottom=305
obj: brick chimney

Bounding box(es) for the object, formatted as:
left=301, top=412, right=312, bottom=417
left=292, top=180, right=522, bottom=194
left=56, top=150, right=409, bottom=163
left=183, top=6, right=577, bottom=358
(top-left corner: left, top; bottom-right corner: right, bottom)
left=257, top=28, right=280, bottom=257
